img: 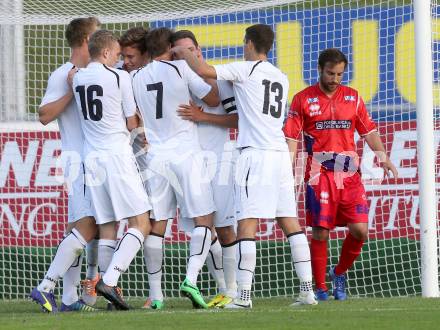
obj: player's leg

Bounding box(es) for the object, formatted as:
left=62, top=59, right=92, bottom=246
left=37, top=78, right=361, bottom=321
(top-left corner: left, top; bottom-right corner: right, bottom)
left=30, top=216, right=97, bottom=313
left=277, top=217, right=316, bottom=306
left=330, top=172, right=369, bottom=300
left=80, top=234, right=100, bottom=306
left=143, top=219, right=167, bottom=310
left=170, top=151, right=216, bottom=308
left=211, top=225, right=237, bottom=307
left=94, top=153, right=152, bottom=310
left=224, top=218, right=257, bottom=309
left=180, top=213, right=214, bottom=309
left=311, top=227, right=330, bottom=301
left=206, top=231, right=227, bottom=307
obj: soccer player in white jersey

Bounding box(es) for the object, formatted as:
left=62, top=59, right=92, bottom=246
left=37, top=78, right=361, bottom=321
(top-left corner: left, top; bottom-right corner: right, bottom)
left=119, top=26, right=168, bottom=310
left=172, top=24, right=316, bottom=308
left=72, top=30, right=152, bottom=310
left=132, top=27, right=219, bottom=309
left=29, top=17, right=100, bottom=313
left=171, top=30, right=238, bottom=308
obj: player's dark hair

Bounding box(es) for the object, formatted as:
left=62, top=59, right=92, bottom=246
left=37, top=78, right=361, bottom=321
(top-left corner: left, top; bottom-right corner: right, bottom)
left=318, top=48, right=348, bottom=69
left=145, top=27, right=173, bottom=58
left=170, top=30, right=199, bottom=47
left=119, top=26, right=149, bottom=54
left=88, top=30, right=119, bottom=59
left=65, top=17, right=101, bottom=48
left=244, top=24, right=274, bottom=55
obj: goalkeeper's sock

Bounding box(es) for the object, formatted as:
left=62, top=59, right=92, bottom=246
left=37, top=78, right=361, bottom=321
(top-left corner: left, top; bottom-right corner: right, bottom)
left=310, top=238, right=328, bottom=291
left=62, top=253, right=83, bottom=305
left=236, top=239, right=256, bottom=297
left=38, top=229, right=86, bottom=292
left=334, top=232, right=364, bottom=275
left=98, top=239, right=117, bottom=275
left=222, top=242, right=237, bottom=298
left=144, top=233, right=164, bottom=302
left=287, top=232, right=313, bottom=292
left=206, top=237, right=226, bottom=293
left=186, top=226, right=211, bottom=284
left=103, top=228, right=144, bottom=287
left=86, top=239, right=99, bottom=279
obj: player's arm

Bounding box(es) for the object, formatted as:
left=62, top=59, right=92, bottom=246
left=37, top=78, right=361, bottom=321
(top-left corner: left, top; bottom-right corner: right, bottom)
left=200, top=78, right=220, bottom=107
left=355, top=96, right=398, bottom=179
left=120, top=71, right=139, bottom=132
left=38, top=67, right=77, bottom=125
left=364, top=131, right=398, bottom=178
left=171, top=46, right=217, bottom=79
left=283, top=95, right=304, bottom=164
left=178, top=100, right=238, bottom=128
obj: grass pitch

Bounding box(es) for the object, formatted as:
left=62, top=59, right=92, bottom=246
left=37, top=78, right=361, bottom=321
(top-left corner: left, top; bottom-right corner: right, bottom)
left=1, top=297, right=440, bottom=330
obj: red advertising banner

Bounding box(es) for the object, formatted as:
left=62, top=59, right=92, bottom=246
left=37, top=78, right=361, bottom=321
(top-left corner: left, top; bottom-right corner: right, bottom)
left=1, top=122, right=439, bottom=246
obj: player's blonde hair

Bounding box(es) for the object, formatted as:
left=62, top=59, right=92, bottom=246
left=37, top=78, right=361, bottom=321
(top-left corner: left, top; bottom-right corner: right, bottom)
left=65, top=17, right=101, bottom=48
left=88, top=30, right=119, bottom=59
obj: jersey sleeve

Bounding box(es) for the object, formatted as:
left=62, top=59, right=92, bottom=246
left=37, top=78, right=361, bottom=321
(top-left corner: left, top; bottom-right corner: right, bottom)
left=283, top=94, right=304, bottom=141
left=182, top=61, right=212, bottom=99
left=355, top=96, right=377, bottom=136
left=40, top=67, right=71, bottom=107
left=120, top=71, right=137, bottom=118
left=217, top=80, right=237, bottom=114
left=214, top=61, right=249, bottom=82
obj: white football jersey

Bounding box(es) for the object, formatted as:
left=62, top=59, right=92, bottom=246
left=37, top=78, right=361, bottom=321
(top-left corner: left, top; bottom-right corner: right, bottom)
left=214, top=61, right=289, bottom=151
left=192, top=80, right=237, bottom=155
left=40, top=62, right=84, bottom=155
left=72, top=62, right=137, bottom=155
left=132, top=60, right=211, bottom=153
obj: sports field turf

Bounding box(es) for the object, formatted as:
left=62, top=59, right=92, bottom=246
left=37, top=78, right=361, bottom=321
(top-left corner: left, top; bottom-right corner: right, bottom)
left=1, top=297, right=439, bottom=330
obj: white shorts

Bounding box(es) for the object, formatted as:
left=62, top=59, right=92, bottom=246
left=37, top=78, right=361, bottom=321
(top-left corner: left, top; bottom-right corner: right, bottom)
left=145, top=150, right=216, bottom=221
left=234, top=147, right=297, bottom=220
left=64, top=161, right=93, bottom=223
left=84, top=152, right=152, bottom=225
left=179, top=159, right=236, bottom=232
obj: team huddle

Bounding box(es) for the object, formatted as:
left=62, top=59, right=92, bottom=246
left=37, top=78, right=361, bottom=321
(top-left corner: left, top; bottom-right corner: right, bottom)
left=30, top=17, right=398, bottom=312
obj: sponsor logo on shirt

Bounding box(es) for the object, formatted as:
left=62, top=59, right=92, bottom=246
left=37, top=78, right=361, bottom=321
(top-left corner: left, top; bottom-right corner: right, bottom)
left=307, top=97, right=319, bottom=104
left=344, top=95, right=356, bottom=102
left=315, top=120, right=352, bottom=130
left=309, top=104, right=321, bottom=116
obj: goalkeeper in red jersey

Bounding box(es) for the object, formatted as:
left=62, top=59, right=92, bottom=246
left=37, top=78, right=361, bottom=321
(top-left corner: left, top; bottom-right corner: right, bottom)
left=283, top=48, right=398, bottom=301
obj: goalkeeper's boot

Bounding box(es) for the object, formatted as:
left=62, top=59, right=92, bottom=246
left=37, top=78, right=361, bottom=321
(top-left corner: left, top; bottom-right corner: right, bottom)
left=60, top=299, right=99, bottom=312
left=95, top=279, right=129, bottom=310
left=207, top=293, right=226, bottom=308
left=223, top=298, right=252, bottom=309
left=329, top=267, right=347, bottom=301
left=29, top=288, right=58, bottom=313
left=315, top=288, right=329, bottom=301
left=142, top=298, right=164, bottom=310
left=291, top=291, right=318, bottom=306
left=80, top=274, right=100, bottom=306
left=180, top=278, right=208, bottom=309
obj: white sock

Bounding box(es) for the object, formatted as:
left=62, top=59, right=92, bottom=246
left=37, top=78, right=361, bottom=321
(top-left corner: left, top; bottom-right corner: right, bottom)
left=222, top=242, right=237, bottom=298
left=186, top=226, right=211, bottom=284
left=38, top=229, right=86, bottom=292
left=236, top=239, right=256, bottom=300
left=103, top=228, right=144, bottom=287
left=287, top=232, right=313, bottom=293
left=206, top=237, right=226, bottom=294
left=62, top=253, right=83, bottom=305
left=144, top=234, right=164, bottom=301
left=98, top=239, right=117, bottom=276
left=86, top=239, right=99, bottom=279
